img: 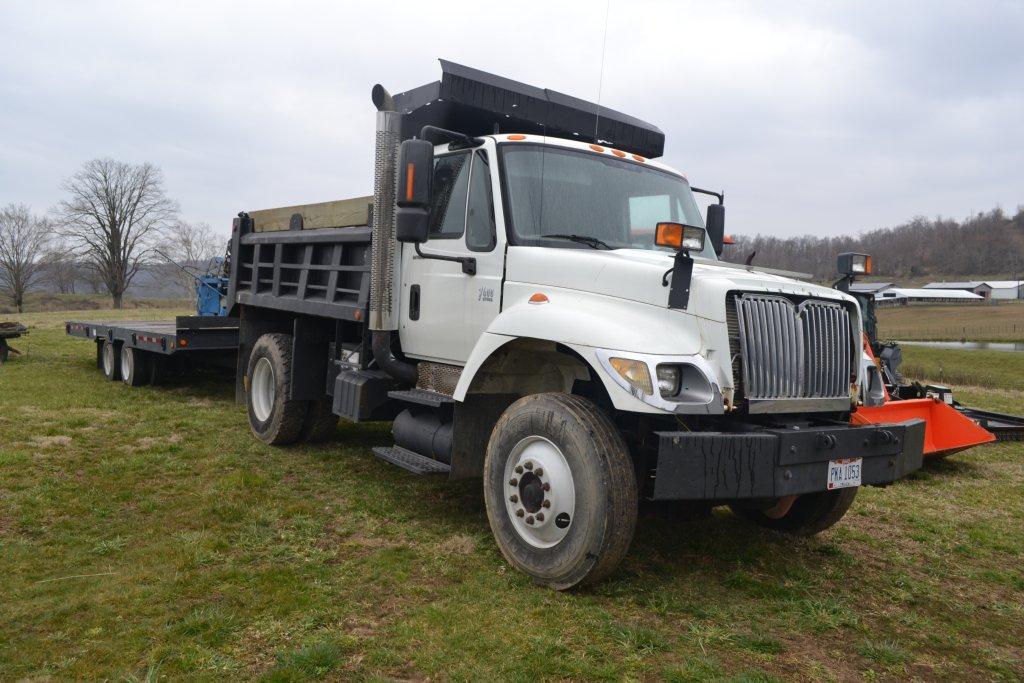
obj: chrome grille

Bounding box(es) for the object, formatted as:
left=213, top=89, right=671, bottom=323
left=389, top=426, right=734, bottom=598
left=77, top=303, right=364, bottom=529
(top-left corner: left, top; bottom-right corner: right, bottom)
left=733, top=294, right=853, bottom=407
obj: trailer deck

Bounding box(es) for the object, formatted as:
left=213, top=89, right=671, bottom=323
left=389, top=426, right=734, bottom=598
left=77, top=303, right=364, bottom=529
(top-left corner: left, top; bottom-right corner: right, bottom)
left=66, top=316, right=239, bottom=354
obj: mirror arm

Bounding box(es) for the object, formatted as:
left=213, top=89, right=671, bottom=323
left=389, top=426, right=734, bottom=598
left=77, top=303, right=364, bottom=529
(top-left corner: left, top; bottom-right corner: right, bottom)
left=414, top=243, right=477, bottom=276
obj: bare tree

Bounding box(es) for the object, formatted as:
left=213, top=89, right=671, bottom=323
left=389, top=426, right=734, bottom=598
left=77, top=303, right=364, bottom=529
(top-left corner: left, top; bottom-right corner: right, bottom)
left=0, top=204, right=51, bottom=312
left=156, top=220, right=223, bottom=295
left=55, top=159, right=178, bottom=308
left=44, top=245, right=80, bottom=294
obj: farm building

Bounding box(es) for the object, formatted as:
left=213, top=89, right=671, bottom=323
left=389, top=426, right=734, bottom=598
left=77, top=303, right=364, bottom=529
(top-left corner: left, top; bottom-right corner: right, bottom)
left=850, top=282, right=895, bottom=295
left=923, top=280, right=1023, bottom=300
left=875, top=287, right=985, bottom=307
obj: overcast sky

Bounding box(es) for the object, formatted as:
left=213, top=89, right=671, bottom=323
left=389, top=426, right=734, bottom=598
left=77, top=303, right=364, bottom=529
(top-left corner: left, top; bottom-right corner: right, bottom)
left=1, top=0, right=1022, bottom=240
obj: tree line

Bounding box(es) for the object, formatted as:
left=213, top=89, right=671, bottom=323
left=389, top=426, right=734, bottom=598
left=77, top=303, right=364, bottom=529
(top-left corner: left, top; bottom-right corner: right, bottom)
left=0, top=158, right=223, bottom=312
left=722, top=207, right=1024, bottom=281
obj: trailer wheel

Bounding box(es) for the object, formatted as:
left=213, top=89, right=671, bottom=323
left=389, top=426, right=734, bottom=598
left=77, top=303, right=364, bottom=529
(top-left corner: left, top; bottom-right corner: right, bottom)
left=246, top=333, right=308, bottom=446
left=101, top=340, right=121, bottom=381
left=729, top=488, right=858, bottom=536
left=119, top=346, right=151, bottom=387
left=300, top=400, right=339, bottom=443
left=483, top=393, right=638, bottom=590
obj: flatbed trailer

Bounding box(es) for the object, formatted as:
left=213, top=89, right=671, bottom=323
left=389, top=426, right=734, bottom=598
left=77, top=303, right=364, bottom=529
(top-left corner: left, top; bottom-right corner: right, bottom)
left=66, top=316, right=239, bottom=385
left=0, top=321, right=27, bottom=363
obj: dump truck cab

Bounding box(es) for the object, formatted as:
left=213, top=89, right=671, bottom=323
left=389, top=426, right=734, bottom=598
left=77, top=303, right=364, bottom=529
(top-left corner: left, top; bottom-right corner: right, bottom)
left=228, top=60, right=926, bottom=589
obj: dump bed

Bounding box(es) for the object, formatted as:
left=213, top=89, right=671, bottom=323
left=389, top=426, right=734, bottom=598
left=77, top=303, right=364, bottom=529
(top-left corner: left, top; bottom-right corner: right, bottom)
left=229, top=198, right=374, bottom=322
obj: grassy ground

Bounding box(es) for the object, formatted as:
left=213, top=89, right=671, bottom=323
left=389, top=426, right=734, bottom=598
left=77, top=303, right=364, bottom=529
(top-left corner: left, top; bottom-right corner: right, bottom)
left=2, top=309, right=1022, bottom=681
left=0, top=293, right=189, bottom=315
left=900, top=346, right=1024, bottom=391
left=877, top=302, right=1024, bottom=342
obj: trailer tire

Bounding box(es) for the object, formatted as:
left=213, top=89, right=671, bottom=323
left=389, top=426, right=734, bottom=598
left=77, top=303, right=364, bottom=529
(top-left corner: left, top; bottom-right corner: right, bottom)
left=483, top=393, right=638, bottom=590
left=246, top=333, right=308, bottom=446
left=729, top=488, right=858, bottom=536
left=300, top=400, right=339, bottom=443
left=101, top=340, right=121, bottom=381
left=120, top=346, right=151, bottom=387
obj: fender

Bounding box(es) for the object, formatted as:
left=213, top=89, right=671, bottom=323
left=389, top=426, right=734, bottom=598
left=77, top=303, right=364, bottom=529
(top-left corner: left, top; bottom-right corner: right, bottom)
left=454, top=286, right=703, bottom=412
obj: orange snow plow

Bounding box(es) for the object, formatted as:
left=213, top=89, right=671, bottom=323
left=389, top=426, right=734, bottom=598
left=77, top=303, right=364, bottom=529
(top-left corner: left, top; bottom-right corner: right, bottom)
left=852, top=398, right=995, bottom=459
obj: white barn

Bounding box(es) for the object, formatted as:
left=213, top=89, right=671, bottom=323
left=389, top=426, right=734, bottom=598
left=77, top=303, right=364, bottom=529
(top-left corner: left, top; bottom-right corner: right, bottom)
left=875, top=287, right=985, bottom=307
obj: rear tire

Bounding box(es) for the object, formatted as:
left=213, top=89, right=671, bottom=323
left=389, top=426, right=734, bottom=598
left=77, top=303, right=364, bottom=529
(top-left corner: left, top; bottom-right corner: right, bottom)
left=120, top=346, right=151, bottom=387
left=101, top=340, right=121, bottom=381
left=729, top=488, right=858, bottom=536
left=483, top=393, right=638, bottom=590
left=246, top=333, right=308, bottom=446
left=300, top=399, right=339, bottom=443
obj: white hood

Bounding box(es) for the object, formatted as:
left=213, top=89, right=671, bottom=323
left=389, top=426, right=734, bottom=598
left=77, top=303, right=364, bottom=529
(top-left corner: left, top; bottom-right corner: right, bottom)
left=505, top=246, right=854, bottom=322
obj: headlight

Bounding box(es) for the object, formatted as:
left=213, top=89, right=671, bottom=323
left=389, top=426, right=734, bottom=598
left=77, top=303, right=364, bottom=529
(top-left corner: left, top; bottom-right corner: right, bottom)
left=608, top=357, right=653, bottom=395
left=656, top=365, right=681, bottom=398
left=596, top=350, right=725, bottom=415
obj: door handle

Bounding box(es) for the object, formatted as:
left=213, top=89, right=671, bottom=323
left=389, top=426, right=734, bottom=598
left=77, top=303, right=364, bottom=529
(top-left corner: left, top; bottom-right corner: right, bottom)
left=409, top=284, right=421, bottom=321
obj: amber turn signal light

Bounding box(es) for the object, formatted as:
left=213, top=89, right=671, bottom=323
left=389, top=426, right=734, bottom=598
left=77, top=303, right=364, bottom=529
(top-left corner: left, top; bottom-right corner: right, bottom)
left=655, top=222, right=706, bottom=252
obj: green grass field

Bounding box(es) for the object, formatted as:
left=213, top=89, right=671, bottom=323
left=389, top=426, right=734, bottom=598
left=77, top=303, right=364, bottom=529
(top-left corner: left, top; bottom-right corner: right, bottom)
left=2, top=309, right=1022, bottom=680
left=877, top=302, right=1024, bottom=342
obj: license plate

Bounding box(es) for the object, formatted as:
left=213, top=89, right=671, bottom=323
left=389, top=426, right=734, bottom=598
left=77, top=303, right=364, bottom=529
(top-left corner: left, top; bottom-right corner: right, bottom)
left=827, top=458, right=862, bottom=490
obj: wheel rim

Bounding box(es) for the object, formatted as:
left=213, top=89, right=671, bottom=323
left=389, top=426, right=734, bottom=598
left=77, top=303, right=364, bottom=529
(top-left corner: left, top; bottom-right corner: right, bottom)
left=120, top=347, right=132, bottom=381
left=503, top=436, right=576, bottom=548
left=102, top=343, right=114, bottom=376
left=251, top=357, right=275, bottom=422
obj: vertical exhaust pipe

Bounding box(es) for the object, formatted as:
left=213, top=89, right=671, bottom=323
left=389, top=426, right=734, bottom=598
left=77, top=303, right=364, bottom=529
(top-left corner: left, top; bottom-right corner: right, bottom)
left=369, top=84, right=418, bottom=385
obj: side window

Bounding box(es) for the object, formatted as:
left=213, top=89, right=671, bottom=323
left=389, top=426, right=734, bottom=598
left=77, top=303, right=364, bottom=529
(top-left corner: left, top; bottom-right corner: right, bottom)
left=466, top=150, right=496, bottom=251
left=428, top=152, right=470, bottom=238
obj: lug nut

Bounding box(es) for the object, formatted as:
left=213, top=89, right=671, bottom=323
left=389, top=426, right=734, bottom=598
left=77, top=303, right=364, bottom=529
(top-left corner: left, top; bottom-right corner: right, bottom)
left=534, top=467, right=544, bottom=477
left=515, top=465, right=524, bottom=474
left=509, top=494, right=518, bottom=503
left=536, top=513, right=545, bottom=522
left=525, top=516, right=535, bottom=525
left=509, top=477, right=518, bottom=486
left=515, top=509, right=524, bottom=517
left=524, top=461, right=533, bottom=470
left=542, top=482, right=550, bottom=491
left=542, top=500, right=551, bottom=508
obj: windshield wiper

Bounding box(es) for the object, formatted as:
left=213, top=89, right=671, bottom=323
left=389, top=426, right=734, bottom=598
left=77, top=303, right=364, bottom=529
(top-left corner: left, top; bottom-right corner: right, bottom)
left=543, top=234, right=613, bottom=250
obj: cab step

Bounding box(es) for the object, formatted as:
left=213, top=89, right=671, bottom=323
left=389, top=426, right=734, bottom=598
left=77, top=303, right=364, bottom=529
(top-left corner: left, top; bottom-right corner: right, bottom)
left=371, top=445, right=452, bottom=475
left=388, top=388, right=454, bottom=408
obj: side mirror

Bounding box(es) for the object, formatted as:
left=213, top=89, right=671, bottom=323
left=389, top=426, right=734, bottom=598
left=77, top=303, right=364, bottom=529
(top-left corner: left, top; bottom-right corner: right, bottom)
left=705, top=203, right=725, bottom=256
left=395, top=139, right=433, bottom=243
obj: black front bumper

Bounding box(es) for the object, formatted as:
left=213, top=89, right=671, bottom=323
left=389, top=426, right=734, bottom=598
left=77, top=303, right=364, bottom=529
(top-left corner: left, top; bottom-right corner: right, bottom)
left=650, top=420, right=926, bottom=501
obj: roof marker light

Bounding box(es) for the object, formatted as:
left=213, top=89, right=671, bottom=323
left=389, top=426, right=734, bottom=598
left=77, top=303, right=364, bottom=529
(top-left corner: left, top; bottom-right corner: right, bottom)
left=631, top=154, right=645, bottom=162
left=589, top=144, right=605, bottom=152
left=507, top=134, right=526, bottom=141
left=528, top=293, right=549, bottom=305
left=611, top=149, right=626, bottom=158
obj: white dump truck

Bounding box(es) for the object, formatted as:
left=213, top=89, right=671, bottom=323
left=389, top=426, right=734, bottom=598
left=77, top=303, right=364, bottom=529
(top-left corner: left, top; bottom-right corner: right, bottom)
left=227, top=61, right=924, bottom=589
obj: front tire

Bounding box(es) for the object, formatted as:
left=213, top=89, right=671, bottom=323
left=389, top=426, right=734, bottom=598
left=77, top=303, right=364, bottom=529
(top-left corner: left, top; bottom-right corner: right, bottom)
left=246, top=333, right=308, bottom=445
left=729, top=488, right=858, bottom=536
left=484, top=393, right=638, bottom=590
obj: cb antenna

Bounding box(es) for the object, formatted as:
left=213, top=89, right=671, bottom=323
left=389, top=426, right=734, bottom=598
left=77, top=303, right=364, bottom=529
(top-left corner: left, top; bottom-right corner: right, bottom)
left=594, top=0, right=611, bottom=142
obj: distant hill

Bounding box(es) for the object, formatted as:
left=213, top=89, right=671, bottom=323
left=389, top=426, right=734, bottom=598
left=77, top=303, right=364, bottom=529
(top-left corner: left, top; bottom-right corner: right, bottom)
left=722, top=207, right=1024, bottom=282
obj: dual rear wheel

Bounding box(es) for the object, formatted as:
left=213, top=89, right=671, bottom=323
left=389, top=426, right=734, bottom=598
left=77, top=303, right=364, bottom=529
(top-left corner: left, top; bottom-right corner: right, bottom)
left=100, top=340, right=153, bottom=386
left=245, top=333, right=338, bottom=446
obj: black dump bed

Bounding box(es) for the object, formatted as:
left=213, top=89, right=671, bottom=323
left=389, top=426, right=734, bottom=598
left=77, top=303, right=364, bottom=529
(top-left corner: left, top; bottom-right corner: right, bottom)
left=228, top=204, right=373, bottom=323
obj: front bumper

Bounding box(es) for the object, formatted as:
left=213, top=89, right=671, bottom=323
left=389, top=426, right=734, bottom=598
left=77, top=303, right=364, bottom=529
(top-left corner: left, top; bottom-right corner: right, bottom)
left=650, top=420, right=925, bottom=501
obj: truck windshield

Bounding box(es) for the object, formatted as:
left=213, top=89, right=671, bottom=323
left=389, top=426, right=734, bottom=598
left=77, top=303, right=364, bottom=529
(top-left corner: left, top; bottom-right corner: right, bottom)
left=500, top=144, right=714, bottom=259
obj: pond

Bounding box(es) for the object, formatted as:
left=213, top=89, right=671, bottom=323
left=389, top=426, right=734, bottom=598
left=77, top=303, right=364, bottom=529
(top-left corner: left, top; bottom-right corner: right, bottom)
left=897, top=340, right=1024, bottom=352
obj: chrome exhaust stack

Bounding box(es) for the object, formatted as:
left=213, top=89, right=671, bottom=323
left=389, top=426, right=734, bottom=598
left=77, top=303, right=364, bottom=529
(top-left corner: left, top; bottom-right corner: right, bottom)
left=369, top=84, right=417, bottom=384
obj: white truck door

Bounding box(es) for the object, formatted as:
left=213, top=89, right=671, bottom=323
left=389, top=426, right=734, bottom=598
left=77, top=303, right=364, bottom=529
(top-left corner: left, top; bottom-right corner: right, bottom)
left=399, top=147, right=503, bottom=365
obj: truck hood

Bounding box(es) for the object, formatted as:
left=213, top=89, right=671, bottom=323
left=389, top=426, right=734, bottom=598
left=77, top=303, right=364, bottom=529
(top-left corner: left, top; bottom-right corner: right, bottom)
left=504, top=246, right=853, bottom=323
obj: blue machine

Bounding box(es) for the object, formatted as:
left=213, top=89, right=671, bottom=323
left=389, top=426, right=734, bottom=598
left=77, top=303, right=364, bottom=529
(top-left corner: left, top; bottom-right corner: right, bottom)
left=194, top=257, right=230, bottom=317
left=155, top=249, right=231, bottom=318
